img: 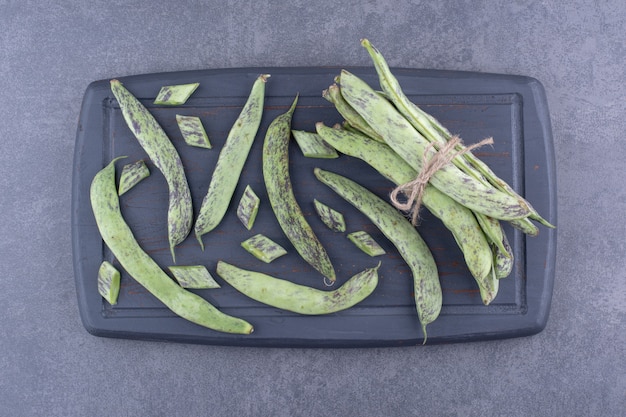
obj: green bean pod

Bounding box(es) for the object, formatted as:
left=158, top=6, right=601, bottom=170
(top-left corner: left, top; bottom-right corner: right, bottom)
left=316, top=122, right=493, bottom=293
left=322, top=84, right=385, bottom=142
left=118, top=159, right=150, bottom=196
left=474, top=213, right=509, bottom=256
left=263, top=96, right=336, bottom=283
left=194, top=74, right=269, bottom=249
left=314, top=167, right=440, bottom=342
left=216, top=261, right=379, bottom=315
left=494, top=231, right=514, bottom=279
left=90, top=158, right=253, bottom=334
left=110, top=80, right=192, bottom=263
left=337, top=70, right=531, bottom=221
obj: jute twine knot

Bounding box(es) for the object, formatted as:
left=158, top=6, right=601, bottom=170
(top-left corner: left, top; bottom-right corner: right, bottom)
left=390, top=135, right=494, bottom=225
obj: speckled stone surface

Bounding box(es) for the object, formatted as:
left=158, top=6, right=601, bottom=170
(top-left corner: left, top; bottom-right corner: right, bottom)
left=0, top=1, right=624, bottom=415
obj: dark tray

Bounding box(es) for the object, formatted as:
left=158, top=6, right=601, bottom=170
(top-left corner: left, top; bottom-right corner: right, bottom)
left=72, top=67, right=557, bottom=347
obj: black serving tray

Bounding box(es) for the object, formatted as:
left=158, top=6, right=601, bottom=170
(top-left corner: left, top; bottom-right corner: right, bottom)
left=72, top=67, right=556, bottom=347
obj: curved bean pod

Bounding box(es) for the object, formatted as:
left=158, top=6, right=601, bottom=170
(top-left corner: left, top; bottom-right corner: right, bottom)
left=216, top=261, right=379, bottom=315
left=322, top=84, right=384, bottom=142
left=90, top=158, right=253, bottom=334
left=263, top=96, right=336, bottom=283
left=337, top=70, right=530, bottom=221
left=194, top=74, right=269, bottom=249
left=110, top=80, right=192, bottom=263
left=314, top=167, right=440, bottom=342
left=494, top=231, right=514, bottom=279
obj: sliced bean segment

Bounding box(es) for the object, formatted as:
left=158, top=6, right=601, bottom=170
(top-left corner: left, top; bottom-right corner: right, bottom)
left=168, top=265, right=220, bottom=289
left=110, top=80, right=193, bottom=263
left=176, top=115, right=212, bottom=149
left=494, top=231, right=514, bottom=279
left=263, top=96, right=336, bottom=282
left=216, top=261, right=380, bottom=315
left=314, top=199, right=346, bottom=232
left=237, top=185, right=260, bottom=230
left=322, top=84, right=384, bottom=142
left=194, top=74, right=269, bottom=249
left=90, top=158, right=253, bottom=334
left=241, top=234, right=287, bottom=263
left=292, top=130, right=338, bottom=159
left=314, top=167, right=440, bottom=342
left=98, top=261, right=120, bottom=305
left=347, top=231, right=386, bottom=257
left=153, top=83, right=199, bottom=105
left=118, top=159, right=150, bottom=196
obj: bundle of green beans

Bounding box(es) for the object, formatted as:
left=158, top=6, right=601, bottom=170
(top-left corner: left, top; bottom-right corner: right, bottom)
left=318, top=39, right=554, bottom=306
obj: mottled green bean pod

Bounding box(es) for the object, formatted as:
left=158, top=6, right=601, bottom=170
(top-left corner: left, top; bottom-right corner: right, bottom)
left=153, top=83, right=199, bottom=105
left=314, top=167, right=440, bottom=342
left=263, top=96, right=336, bottom=283
left=194, top=74, right=268, bottom=249
left=90, top=158, right=253, bottom=334
left=322, top=84, right=384, bottom=142
left=110, top=80, right=192, bottom=263
left=347, top=231, right=386, bottom=257
left=292, top=130, right=338, bottom=159
left=118, top=159, right=150, bottom=196
left=216, top=261, right=379, bottom=315
left=494, top=231, right=514, bottom=279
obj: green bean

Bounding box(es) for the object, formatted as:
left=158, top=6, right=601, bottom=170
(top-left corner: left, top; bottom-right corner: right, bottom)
left=168, top=265, right=221, bottom=289
left=313, top=199, right=346, bottom=232
left=494, top=231, right=514, bottom=279
left=316, top=122, right=493, bottom=289
left=347, top=231, right=386, bottom=257
left=337, top=70, right=531, bottom=221
left=360, top=39, right=554, bottom=229
left=216, top=261, right=379, bottom=315
left=292, top=130, right=338, bottom=159
left=322, top=84, right=385, bottom=142
left=176, top=115, right=212, bottom=149
left=90, top=158, right=253, bottom=334
left=153, top=83, right=199, bottom=105
left=194, top=74, right=269, bottom=249
left=474, top=213, right=509, bottom=256
left=478, top=267, right=499, bottom=306
left=110, top=80, right=192, bottom=263
left=98, top=261, right=120, bottom=305
left=263, top=96, right=336, bottom=283
left=314, top=167, right=439, bottom=342
left=509, top=217, right=539, bottom=237
left=118, top=159, right=150, bottom=196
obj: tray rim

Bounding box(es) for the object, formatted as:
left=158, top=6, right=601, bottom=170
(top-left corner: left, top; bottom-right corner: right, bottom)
left=72, top=66, right=557, bottom=347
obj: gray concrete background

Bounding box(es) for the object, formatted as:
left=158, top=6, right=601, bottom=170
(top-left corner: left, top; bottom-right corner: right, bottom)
left=1, top=1, right=624, bottom=415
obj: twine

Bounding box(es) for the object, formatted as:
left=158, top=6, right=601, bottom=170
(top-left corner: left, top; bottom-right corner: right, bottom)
left=390, top=135, right=494, bottom=225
